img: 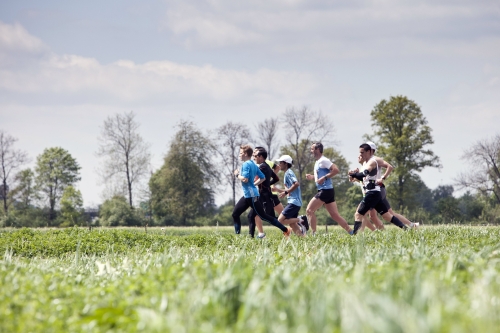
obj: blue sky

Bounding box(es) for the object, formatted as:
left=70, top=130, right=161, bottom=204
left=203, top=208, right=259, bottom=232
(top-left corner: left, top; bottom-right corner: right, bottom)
left=1, top=0, right=499, bottom=207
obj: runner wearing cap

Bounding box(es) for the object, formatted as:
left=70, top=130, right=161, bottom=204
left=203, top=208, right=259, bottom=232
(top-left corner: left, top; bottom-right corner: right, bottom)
left=232, top=145, right=292, bottom=237
left=349, top=143, right=408, bottom=234
left=273, top=154, right=308, bottom=235
left=364, top=141, right=419, bottom=229
left=305, top=142, right=354, bottom=235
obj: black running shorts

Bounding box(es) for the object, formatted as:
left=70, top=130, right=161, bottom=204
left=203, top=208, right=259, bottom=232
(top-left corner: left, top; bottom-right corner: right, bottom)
left=314, top=188, right=335, bottom=204
left=357, top=191, right=388, bottom=216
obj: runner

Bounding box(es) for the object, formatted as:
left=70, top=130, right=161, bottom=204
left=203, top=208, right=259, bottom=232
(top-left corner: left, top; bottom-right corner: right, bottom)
left=305, top=142, right=354, bottom=235
left=247, top=148, right=283, bottom=238
left=348, top=143, right=408, bottom=234
left=365, top=141, right=419, bottom=229
left=273, top=155, right=308, bottom=236
left=232, top=145, right=292, bottom=237
left=251, top=147, right=307, bottom=237
left=349, top=154, right=385, bottom=232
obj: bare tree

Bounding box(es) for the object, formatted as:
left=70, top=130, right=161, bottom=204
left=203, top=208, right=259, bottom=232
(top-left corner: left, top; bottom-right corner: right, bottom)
left=456, top=134, right=500, bottom=204
left=97, top=111, right=151, bottom=208
left=281, top=106, right=335, bottom=182
left=0, top=130, right=29, bottom=214
left=214, top=122, right=253, bottom=206
left=254, top=117, right=280, bottom=160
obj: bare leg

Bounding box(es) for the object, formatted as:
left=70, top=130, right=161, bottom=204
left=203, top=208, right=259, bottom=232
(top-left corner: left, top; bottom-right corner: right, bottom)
left=306, top=197, right=324, bottom=233
left=278, top=214, right=303, bottom=236
left=255, top=216, right=264, bottom=234
left=274, top=203, right=284, bottom=215
left=369, top=209, right=385, bottom=230
left=324, top=202, right=353, bottom=233
left=361, top=214, right=376, bottom=232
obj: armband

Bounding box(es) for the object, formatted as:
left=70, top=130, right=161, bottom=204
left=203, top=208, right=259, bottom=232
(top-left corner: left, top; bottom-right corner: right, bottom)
left=349, top=169, right=369, bottom=181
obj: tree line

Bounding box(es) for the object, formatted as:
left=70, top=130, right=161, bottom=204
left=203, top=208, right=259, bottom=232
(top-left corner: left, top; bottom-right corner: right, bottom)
left=1, top=95, right=500, bottom=227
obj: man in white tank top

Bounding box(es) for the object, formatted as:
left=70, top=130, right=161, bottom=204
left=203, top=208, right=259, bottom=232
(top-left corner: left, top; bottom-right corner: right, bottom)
left=349, top=143, right=408, bottom=234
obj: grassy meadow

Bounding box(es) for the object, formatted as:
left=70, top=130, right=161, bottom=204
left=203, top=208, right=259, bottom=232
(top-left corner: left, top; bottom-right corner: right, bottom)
left=1, top=225, right=500, bottom=332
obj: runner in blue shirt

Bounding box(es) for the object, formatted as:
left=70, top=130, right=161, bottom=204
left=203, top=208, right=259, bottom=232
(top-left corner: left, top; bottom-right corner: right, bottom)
left=272, top=155, right=308, bottom=236
left=232, top=145, right=291, bottom=237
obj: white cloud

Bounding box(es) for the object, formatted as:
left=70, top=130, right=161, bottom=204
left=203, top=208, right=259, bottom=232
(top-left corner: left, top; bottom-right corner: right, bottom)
left=0, top=21, right=46, bottom=53
left=161, top=0, right=500, bottom=58
left=0, top=21, right=317, bottom=104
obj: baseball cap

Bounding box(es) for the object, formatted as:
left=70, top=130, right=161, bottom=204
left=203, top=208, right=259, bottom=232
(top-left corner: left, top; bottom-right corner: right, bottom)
left=366, top=141, right=377, bottom=151
left=276, top=155, right=293, bottom=164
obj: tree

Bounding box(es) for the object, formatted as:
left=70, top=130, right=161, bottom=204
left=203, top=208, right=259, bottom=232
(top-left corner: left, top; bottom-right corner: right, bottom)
left=10, top=168, right=38, bottom=210
left=281, top=106, right=335, bottom=184
left=456, top=134, right=500, bottom=205
left=0, top=130, right=29, bottom=214
left=99, top=195, right=142, bottom=226
left=150, top=120, right=217, bottom=225
left=254, top=117, right=280, bottom=160
left=214, top=122, right=253, bottom=206
left=97, top=111, right=151, bottom=208
left=35, top=147, right=81, bottom=224
left=365, top=96, right=441, bottom=209
left=60, top=186, right=84, bottom=227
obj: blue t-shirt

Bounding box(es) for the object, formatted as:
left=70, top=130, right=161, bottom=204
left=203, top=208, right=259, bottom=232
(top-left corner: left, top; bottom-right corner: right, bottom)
left=240, top=160, right=264, bottom=198
left=284, top=168, right=302, bottom=207
left=315, top=156, right=334, bottom=190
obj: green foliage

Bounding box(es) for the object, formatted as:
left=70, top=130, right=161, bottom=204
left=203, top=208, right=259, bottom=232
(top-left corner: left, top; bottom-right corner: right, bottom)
left=59, top=186, right=85, bottom=227
left=99, top=195, right=143, bottom=227
left=35, top=147, right=81, bottom=224
left=366, top=95, right=441, bottom=210
left=1, top=226, right=500, bottom=332
left=150, top=121, right=216, bottom=225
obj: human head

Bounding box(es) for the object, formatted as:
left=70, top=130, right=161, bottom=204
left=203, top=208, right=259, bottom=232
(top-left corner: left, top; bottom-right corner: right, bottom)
left=276, top=155, right=293, bottom=170
left=366, top=141, right=376, bottom=152
left=239, top=144, right=253, bottom=161
left=359, top=143, right=373, bottom=162
left=255, top=148, right=267, bottom=163
left=312, top=142, right=324, bottom=153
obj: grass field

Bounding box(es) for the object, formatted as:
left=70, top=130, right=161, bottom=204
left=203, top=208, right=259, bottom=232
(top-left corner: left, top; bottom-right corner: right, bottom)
left=1, top=225, right=500, bottom=332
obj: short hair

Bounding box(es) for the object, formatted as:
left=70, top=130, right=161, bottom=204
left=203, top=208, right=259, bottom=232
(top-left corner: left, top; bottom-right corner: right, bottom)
left=256, top=149, right=268, bottom=160
left=240, top=144, right=253, bottom=157
left=359, top=143, right=371, bottom=152
left=313, top=142, right=324, bottom=153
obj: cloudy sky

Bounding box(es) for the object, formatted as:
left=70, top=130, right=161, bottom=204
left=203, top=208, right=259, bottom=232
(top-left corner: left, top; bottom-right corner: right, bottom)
left=1, top=0, right=499, bottom=207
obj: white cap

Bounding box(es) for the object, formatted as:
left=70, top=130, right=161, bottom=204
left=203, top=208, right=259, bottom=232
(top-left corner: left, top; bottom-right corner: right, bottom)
left=366, top=141, right=376, bottom=151
left=276, top=155, right=293, bottom=164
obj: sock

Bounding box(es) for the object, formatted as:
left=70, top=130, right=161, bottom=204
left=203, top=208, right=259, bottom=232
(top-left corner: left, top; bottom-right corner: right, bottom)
left=353, top=221, right=362, bottom=234
left=390, top=216, right=407, bottom=229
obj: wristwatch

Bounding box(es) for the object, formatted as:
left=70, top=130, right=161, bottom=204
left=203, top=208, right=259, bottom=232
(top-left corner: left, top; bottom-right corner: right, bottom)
left=284, top=190, right=289, bottom=195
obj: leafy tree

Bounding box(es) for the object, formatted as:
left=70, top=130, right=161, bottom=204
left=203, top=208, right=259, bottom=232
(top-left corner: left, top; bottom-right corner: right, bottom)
left=0, top=130, right=29, bottom=214
left=10, top=168, right=38, bottom=211
left=436, top=197, right=461, bottom=222
left=457, top=191, right=483, bottom=221
left=150, top=121, right=216, bottom=225
left=366, top=96, right=441, bottom=210
left=97, top=111, right=151, bottom=208
left=99, top=195, right=142, bottom=226
left=35, top=147, right=81, bottom=224
left=59, top=186, right=84, bottom=227
left=456, top=134, right=500, bottom=205
left=214, top=121, right=252, bottom=205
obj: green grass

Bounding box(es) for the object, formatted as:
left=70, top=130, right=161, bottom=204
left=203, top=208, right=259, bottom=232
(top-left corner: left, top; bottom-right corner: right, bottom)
left=1, top=226, right=500, bottom=332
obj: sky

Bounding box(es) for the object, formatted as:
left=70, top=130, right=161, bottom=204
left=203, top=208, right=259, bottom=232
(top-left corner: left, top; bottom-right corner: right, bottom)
left=1, top=0, right=499, bottom=208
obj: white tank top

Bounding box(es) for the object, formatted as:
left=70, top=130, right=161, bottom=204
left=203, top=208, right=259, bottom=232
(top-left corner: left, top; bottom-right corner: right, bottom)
left=363, top=157, right=381, bottom=192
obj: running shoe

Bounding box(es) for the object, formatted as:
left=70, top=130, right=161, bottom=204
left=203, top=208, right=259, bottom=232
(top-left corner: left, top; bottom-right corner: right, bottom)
left=299, top=215, right=309, bottom=231
left=283, top=227, right=292, bottom=238
left=299, top=223, right=306, bottom=236
left=257, top=233, right=266, bottom=239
